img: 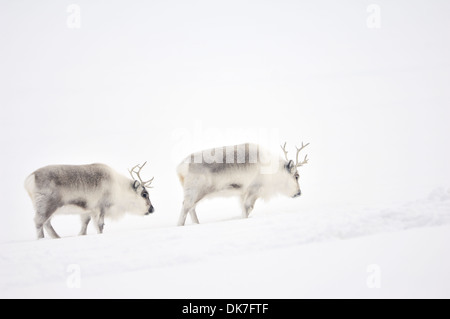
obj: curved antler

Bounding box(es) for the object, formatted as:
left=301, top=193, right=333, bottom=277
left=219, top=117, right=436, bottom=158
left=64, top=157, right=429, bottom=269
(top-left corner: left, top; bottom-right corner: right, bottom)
left=280, top=141, right=310, bottom=167
left=295, top=142, right=310, bottom=167
left=128, top=161, right=154, bottom=188
left=280, top=142, right=289, bottom=162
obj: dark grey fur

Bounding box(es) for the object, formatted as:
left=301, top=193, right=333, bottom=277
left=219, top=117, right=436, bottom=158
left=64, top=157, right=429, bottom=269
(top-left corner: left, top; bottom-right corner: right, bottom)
left=34, top=164, right=111, bottom=190
left=68, top=199, right=88, bottom=209
left=187, top=143, right=260, bottom=174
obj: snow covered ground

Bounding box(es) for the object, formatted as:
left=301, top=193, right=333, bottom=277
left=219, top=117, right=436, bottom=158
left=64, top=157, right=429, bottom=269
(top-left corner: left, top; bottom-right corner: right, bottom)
left=1, top=187, right=449, bottom=298
left=1, top=0, right=450, bottom=299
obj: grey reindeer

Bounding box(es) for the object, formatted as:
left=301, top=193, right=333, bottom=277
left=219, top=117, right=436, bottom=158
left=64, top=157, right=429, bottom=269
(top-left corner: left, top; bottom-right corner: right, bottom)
left=176, top=142, right=309, bottom=226
left=24, top=162, right=154, bottom=239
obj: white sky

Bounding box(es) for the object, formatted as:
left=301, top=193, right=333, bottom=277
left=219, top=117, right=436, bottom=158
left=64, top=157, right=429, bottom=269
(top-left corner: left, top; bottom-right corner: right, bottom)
left=1, top=0, right=450, bottom=240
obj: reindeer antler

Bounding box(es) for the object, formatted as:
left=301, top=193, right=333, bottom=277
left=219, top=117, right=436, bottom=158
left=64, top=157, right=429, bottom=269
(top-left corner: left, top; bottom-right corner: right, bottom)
left=280, top=142, right=289, bottom=162
left=128, top=161, right=154, bottom=188
left=280, top=141, right=310, bottom=167
left=295, top=142, right=310, bottom=167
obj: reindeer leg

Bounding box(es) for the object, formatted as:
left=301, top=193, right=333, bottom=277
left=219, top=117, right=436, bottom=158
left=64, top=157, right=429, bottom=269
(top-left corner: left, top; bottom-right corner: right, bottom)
left=79, top=215, right=91, bottom=236
left=44, top=219, right=60, bottom=239
left=34, top=213, right=47, bottom=239
left=178, top=186, right=210, bottom=226
left=241, top=192, right=258, bottom=218
left=178, top=198, right=201, bottom=226
left=92, top=209, right=105, bottom=234
left=34, top=195, right=61, bottom=239
left=178, top=201, right=192, bottom=226
left=97, top=208, right=105, bottom=234
left=178, top=192, right=207, bottom=226
left=189, top=208, right=200, bottom=224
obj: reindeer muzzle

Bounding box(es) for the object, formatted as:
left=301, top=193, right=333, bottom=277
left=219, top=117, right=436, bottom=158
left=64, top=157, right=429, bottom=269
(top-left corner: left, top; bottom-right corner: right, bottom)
left=293, top=191, right=301, bottom=198
left=146, top=205, right=155, bottom=215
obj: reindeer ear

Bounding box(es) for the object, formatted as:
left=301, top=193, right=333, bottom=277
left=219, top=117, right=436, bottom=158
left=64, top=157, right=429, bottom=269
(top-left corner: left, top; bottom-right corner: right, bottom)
left=132, top=180, right=141, bottom=190
left=286, top=160, right=294, bottom=172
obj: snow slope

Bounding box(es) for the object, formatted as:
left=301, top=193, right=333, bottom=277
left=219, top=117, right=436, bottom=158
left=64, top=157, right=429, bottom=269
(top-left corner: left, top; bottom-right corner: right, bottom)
left=1, top=0, right=450, bottom=300
left=1, top=187, right=449, bottom=298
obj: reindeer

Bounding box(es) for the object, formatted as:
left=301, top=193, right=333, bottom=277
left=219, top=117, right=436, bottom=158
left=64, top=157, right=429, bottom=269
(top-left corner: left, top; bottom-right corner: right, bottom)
left=24, top=162, right=154, bottom=239
left=176, top=142, right=309, bottom=226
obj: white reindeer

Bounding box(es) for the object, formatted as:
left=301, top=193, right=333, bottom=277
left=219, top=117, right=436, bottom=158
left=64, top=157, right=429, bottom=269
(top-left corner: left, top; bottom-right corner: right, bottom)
left=24, top=162, right=154, bottom=239
left=176, top=142, right=309, bottom=226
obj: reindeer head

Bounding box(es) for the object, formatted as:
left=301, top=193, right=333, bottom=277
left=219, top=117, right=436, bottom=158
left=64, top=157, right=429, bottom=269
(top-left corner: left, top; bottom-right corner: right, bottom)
left=280, top=142, right=309, bottom=198
left=128, top=161, right=155, bottom=215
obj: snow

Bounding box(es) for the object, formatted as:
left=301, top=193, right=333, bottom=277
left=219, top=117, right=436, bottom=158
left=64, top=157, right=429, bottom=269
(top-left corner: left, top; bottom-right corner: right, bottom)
left=1, top=0, right=450, bottom=299
left=1, top=188, right=450, bottom=298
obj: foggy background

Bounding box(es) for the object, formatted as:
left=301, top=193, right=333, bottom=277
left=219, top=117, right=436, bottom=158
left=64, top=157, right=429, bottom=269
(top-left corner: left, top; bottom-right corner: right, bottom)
left=1, top=0, right=449, bottom=241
